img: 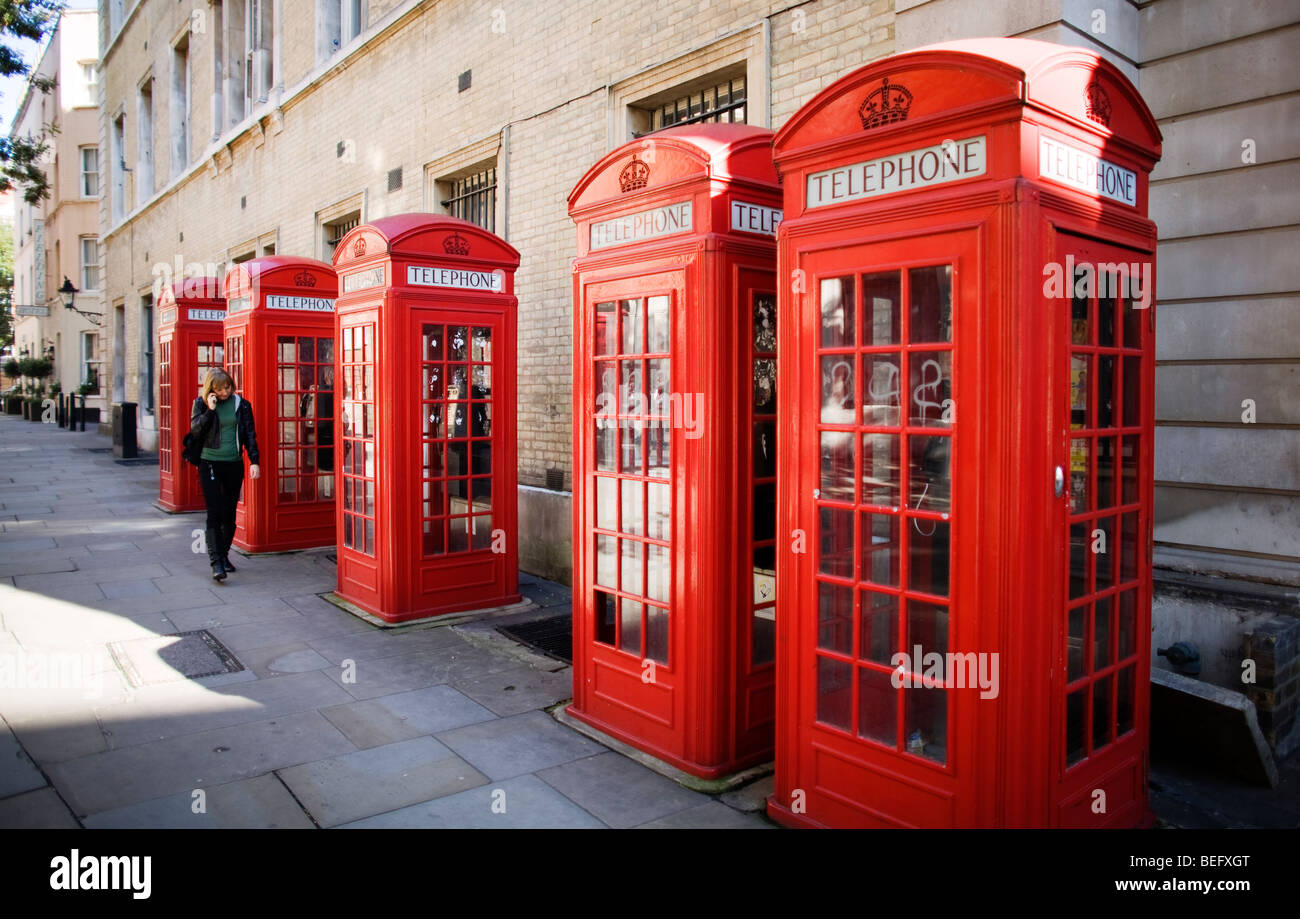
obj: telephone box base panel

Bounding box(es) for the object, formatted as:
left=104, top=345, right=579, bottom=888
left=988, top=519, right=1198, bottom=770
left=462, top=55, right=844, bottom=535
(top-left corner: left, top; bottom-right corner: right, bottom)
left=154, top=501, right=204, bottom=514
left=556, top=705, right=773, bottom=792
left=324, top=589, right=529, bottom=628
left=765, top=797, right=1157, bottom=830
left=563, top=704, right=772, bottom=782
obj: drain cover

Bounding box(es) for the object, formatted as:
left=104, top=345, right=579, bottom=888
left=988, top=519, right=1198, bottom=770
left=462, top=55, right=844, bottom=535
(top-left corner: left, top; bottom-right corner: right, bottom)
left=113, top=456, right=159, bottom=466
left=108, top=630, right=244, bottom=688
left=498, top=614, right=572, bottom=664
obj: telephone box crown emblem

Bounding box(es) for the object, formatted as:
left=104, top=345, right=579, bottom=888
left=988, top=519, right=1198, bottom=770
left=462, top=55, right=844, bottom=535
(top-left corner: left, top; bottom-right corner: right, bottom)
left=352, top=236, right=367, bottom=258
left=619, top=156, right=650, bottom=193
left=293, top=269, right=317, bottom=287
left=1085, top=81, right=1112, bottom=127
left=858, top=78, right=913, bottom=130
left=443, top=232, right=471, bottom=256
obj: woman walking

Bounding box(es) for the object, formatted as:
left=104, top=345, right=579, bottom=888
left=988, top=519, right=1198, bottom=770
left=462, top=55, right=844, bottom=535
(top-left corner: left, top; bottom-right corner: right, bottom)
left=191, top=369, right=260, bottom=581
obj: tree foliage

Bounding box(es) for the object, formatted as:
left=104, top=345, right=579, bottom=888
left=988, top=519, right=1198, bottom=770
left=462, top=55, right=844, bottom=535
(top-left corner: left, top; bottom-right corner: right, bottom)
left=0, top=0, right=64, bottom=204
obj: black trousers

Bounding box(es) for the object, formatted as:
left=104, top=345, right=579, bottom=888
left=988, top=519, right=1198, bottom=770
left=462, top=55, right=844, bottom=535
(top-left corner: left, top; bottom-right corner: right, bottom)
left=199, top=459, right=244, bottom=533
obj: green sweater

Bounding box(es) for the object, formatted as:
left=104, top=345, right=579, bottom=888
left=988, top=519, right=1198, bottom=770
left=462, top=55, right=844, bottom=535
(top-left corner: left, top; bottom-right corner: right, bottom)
left=201, top=396, right=240, bottom=461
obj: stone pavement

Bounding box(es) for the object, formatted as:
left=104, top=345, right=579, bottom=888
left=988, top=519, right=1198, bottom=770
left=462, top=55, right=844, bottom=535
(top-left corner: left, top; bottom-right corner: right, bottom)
left=0, top=414, right=773, bottom=829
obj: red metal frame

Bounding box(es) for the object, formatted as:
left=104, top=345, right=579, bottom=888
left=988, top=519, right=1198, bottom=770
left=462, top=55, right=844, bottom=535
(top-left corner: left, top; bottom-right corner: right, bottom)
left=567, top=124, right=783, bottom=778
left=156, top=279, right=226, bottom=513
left=331, top=214, right=521, bottom=623
left=223, top=257, right=339, bottom=553
left=768, top=38, right=1162, bottom=828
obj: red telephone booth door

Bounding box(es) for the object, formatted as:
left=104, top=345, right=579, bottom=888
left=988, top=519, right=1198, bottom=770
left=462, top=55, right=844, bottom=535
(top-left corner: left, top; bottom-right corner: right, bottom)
left=157, top=305, right=225, bottom=512
left=1050, top=232, right=1153, bottom=827
left=785, top=227, right=985, bottom=828
left=410, top=314, right=509, bottom=573
left=579, top=272, right=683, bottom=752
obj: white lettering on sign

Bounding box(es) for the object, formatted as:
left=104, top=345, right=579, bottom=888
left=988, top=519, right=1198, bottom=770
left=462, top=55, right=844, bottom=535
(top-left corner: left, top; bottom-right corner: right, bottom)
left=227, top=297, right=251, bottom=313
left=342, top=267, right=384, bottom=293
left=406, top=264, right=504, bottom=292
left=1038, top=136, right=1137, bottom=207
left=187, top=309, right=226, bottom=321
left=266, top=295, right=336, bottom=312
left=806, top=136, right=987, bottom=208
left=590, top=201, right=693, bottom=250
left=730, top=201, right=783, bottom=236
left=15, top=305, right=50, bottom=317
left=159, top=308, right=178, bottom=326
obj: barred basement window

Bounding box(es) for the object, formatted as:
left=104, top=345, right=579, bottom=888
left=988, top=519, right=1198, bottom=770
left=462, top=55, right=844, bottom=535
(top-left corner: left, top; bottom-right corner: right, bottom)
left=324, top=214, right=359, bottom=260
left=636, top=75, right=747, bottom=138
left=441, top=168, right=496, bottom=233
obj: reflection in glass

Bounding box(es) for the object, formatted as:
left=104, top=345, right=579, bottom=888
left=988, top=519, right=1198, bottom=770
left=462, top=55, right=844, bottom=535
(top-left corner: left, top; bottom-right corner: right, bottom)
left=817, top=581, right=853, bottom=655
left=595, top=476, right=616, bottom=531
left=908, top=519, right=950, bottom=598
left=1068, top=605, right=1085, bottom=680
left=472, top=327, right=492, bottom=362
left=817, top=656, right=852, bottom=731
left=1121, top=512, right=1139, bottom=583
left=858, top=666, right=897, bottom=745
left=1098, top=292, right=1117, bottom=348
left=1096, top=516, right=1115, bottom=587
left=1070, top=437, right=1090, bottom=513
left=646, top=605, right=669, bottom=665
left=819, top=431, right=855, bottom=502
left=619, top=420, right=642, bottom=473
left=1123, top=356, right=1141, bottom=428
left=1097, top=436, right=1116, bottom=510
left=620, top=539, right=643, bottom=594
left=648, top=295, right=670, bottom=353
left=862, top=354, right=901, bottom=426
left=821, top=355, right=855, bottom=424
left=1070, top=522, right=1088, bottom=600
left=594, top=421, right=616, bottom=471
left=1118, top=590, right=1136, bottom=659
left=753, top=292, right=776, bottom=352
left=620, top=299, right=643, bottom=354
left=909, top=265, right=952, bottom=343
left=860, top=590, right=898, bottom=664
left=860, top=512, right=899, bottom=586
left=647, top=359, right=670, bottom=416
left=1117, top=665, right=1135, bottom=735
left=1071, top=355, right=1090, bottom=430
left=1066, top=688, right=1086, bottom=765
left=1098, top=355, right=1116, bottom=429
left=595, top=590, right=616, bottom=645
left=647, top=482, right=670, bottom=540
left=647, top=544, right=669, bottom=603
left=753, top=422, right=776, bottom=477
left=818, top=506, right=854, bottom=577
left=905, top=683, right=947, bottom=763
left=621, top=479, right=642, bottom=536
left=620, top=598, right=642, bottom=657
left=862, top=272, right=901, bottom=346
left=862, top=434, right=900, bottom=507
left=449, top=326, right=468, bottom=361
left=1072, top=271, right=1090, bottom=345
left=595, top=534, right=616, bottom=587
left=620, top=361, right=643, bottom=415
left=1093, top=676, right=1112, bottom=751
left=909, top=435, right=951, bottom=515
left=820, top=276, right=855, bottom=348
left=909, top=351, right=952, bottom=427
left=647, top=419, right=670, bottom=477
left=1094, top=596, right=1112, bottom=670
left=753, top=359, right=776, bottom=414
left=594, top=303, right=616, bottom=356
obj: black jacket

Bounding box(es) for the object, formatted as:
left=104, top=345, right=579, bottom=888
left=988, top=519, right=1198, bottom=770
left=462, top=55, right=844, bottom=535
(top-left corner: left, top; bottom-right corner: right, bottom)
left=190, top=394, right=260, bottom=465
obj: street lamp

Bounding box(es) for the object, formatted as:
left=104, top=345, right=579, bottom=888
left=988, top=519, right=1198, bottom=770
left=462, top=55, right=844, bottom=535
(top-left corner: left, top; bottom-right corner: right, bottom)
left=58, top=277, right=103, bottom=326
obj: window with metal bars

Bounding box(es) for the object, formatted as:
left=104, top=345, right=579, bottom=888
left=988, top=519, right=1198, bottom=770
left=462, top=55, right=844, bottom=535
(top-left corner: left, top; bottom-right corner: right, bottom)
left=636, top=75, right=747, bottom=137
left=440, top=168, right=496, bottom=232
left=324, top=214, right=360, bottom=260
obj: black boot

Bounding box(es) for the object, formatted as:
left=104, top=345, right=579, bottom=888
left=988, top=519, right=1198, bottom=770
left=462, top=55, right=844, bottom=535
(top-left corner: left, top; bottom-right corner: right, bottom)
left=219, top=524, right=237, bottom=573
left=205, top=527, right=227, bottom=582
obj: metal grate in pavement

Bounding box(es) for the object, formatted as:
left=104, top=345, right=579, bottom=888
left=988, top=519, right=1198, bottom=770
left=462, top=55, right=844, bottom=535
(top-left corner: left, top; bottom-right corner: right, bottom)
left=114, top=456, right=159, bottom=466
left=108, top=629, right=244, bottom=688
left=498, top=614, right=573, bottom=664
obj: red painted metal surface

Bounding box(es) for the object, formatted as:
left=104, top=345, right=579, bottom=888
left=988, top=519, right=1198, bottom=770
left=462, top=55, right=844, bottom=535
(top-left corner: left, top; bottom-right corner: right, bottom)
left=157, top=279, right=226, bottom=513
left=567, top=124, right=783, bottom=778
left=331, top=214, right=520, bottom=623
left=768, top=38, right=1162, bottom=828
left=223, top=257, right=339, bottom=553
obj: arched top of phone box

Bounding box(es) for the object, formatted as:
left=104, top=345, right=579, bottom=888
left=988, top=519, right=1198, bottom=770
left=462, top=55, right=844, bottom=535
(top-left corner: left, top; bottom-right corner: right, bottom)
left=158, top=277, right=224, bottom=313
left=223, top=256, right=338, bottom=305
left=774, top=37, right=1161, bottom=166
left=568, top=122, right=780, bottom=217
left=332, top=213, right=520, bottom=273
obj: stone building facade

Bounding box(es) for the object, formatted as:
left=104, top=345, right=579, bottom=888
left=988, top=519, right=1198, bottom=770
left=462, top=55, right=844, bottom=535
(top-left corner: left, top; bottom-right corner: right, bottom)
left=9, top=9, right=103, bottom=409
left=96, top=0, right=1298, bottom=688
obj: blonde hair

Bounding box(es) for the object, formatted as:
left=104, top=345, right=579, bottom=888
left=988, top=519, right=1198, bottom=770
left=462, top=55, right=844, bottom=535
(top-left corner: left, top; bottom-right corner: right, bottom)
left=201, top=369, right=236, bottom=401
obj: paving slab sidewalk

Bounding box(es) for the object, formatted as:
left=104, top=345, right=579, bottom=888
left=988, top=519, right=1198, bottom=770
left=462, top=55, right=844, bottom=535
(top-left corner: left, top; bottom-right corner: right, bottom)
left=0, top=415, right=774, bottom=829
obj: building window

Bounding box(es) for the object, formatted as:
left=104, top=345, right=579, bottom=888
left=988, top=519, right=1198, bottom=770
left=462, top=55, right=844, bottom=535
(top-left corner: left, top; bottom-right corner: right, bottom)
left=111, top=112, right=126, bottom=222
left=80, top=238, right=100, bottom=291
left=140, top=296, right=155, bottom=414
left=318, top=0, right=365, bottom=62
left=80, top=146, right=99, bottom=197
left=439, top=166, right=496, bottom=233
left=323, top=212, right=360, bottom=261
left=81, top=332, right=100, bottom=393
left=136, top=80, right=154, bottom=206
left=633, top=70, right=747, bottom=138
left=171, top=35, right=191, bottom=174
left=83, top=62, right=98, bottom=88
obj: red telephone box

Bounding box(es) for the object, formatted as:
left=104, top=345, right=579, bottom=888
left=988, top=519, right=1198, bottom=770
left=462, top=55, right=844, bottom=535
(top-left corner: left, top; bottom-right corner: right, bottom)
left=331, top=214, right=520, bottom=623
left=567, top=124, right=783, bottom=778
left=769, top=38, right=1162, bottom=828
left=221, top=257, right=338, bottom=554
left=157, top=279, right=226, bottom=512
